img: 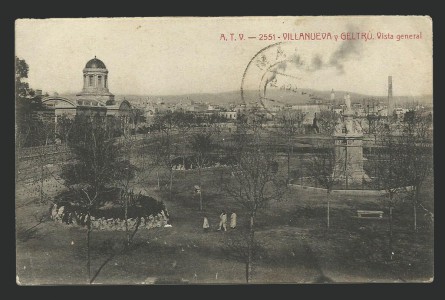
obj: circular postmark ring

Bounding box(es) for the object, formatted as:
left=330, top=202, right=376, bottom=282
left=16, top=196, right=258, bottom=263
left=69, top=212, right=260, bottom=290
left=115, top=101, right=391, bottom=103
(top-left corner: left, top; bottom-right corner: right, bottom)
left=240, top=42, right=305, bottom=115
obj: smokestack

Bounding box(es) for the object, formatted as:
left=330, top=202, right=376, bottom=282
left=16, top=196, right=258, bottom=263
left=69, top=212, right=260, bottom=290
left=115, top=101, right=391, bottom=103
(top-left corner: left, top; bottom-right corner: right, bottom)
left=388, top=76, right=393, bottom=113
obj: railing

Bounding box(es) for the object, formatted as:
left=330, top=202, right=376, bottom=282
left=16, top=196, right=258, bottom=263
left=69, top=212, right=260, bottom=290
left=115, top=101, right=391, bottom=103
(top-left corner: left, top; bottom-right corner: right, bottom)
left=17, top=144, right=71, bottom=159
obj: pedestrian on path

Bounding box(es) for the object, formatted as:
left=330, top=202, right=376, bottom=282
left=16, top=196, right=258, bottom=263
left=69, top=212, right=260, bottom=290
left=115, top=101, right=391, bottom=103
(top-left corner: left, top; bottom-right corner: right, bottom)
left=203, top=216, right=210, bottom=232
left=218, top=211, right=227, bottom=231
left=230, top=211, right=237, bottom=229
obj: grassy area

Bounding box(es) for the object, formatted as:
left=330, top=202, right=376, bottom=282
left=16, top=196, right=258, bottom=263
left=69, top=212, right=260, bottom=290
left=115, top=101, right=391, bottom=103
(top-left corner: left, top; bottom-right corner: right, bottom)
left=15, top=152, right=434, bottom=284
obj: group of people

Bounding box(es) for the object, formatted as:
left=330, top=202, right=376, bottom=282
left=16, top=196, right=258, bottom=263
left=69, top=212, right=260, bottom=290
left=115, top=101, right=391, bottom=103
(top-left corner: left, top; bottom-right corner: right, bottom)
left=202, top=211, right=236, bottom=232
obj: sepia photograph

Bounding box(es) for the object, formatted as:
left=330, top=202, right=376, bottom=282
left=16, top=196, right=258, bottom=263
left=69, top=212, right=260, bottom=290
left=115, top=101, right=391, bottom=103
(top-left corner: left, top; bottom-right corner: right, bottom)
left=15, top=16, right=433, bottom=285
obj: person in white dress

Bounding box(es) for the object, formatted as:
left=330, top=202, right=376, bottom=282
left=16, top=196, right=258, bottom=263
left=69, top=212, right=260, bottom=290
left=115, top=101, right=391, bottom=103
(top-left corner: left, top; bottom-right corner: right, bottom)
left=203, top=216, right=210, bottom=232
left=230, top=211, right=237, bottom=229
left=218, top=211, right=227, bottom=231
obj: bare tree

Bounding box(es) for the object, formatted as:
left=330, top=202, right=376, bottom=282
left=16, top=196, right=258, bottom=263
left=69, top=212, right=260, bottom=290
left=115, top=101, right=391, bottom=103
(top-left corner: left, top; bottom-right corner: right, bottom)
left=307, top=146, right=340, bottom=230
left=172, top=110, right=195, bottom=177
left=398, top=110, right=433, bottom=232
left=317, top=110, right=340, bottom=136
left=60, top=116, right=131, bottom=283
left=204, top=112, right=227, bottom=139
left=56, top=115, right=75, bottom=149
left=223, top=119, right=284, bottom=282
left=152, top=111, right=177, bottom=202
left=372, top=129, right=408, bottom=257
left=190, top=131, right=214, bottom=211
left=275, top=109, right=306, bottom=183
left=115, top=131, right=139, bottom=246
left=26, top=118, right=56, bottom=204
left=366, top=115, right=386, bottom=144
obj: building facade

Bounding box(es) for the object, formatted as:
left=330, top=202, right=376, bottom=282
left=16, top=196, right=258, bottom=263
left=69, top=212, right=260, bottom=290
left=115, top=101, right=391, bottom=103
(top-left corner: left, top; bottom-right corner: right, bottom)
left=37, top=57, right=132, bottom=122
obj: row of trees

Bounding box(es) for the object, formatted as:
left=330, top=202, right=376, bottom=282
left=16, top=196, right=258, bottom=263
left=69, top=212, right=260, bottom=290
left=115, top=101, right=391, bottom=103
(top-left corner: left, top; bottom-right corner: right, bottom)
left=306, top=110, right=432, bottom=260
left=17, top=56, right=432, bottom=283
left=376, top=111, right=433, bottom=231
left=140, top=108, right=286, bottom=282
left=145, top=106, right=432, bottom=281
left=62, top=110, right=285, bottom=283
left=19, top=107, right=432, bottom=284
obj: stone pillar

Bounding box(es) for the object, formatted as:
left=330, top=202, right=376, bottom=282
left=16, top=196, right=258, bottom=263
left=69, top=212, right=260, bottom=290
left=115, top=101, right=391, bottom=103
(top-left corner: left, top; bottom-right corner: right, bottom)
left=333, top=114, right=370, bottom=187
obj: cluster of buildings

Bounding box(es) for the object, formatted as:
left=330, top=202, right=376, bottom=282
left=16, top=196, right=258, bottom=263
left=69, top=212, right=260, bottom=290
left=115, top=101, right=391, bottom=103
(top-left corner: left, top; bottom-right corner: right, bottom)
left=31, top=58, right=429, bottom=137
left=32, top=57, right=133, bottom=124
left=134, top=97, right=242, bottom=122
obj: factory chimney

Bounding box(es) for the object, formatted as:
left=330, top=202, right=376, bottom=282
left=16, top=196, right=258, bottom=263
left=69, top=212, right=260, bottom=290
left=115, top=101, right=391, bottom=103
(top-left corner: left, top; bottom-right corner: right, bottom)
left=388, top=76, right=393, bottom=113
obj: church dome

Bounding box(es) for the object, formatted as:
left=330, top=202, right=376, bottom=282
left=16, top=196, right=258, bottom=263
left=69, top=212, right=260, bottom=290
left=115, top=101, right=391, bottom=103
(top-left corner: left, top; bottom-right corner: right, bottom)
left=85, top=57, right=106, bottom=69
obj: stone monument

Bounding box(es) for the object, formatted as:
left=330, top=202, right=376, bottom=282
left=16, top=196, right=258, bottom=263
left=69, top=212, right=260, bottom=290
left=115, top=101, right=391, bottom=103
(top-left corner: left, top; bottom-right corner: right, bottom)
left=333, top=94, right=370, bottom=188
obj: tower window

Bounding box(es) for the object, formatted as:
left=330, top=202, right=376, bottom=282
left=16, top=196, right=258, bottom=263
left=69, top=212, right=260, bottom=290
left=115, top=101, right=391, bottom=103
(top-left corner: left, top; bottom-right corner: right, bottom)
left=98, top=76, right=102, bottom=87
left=89, top=75, right=93, bottom=86
left=104, top=75, right=108, bottom=88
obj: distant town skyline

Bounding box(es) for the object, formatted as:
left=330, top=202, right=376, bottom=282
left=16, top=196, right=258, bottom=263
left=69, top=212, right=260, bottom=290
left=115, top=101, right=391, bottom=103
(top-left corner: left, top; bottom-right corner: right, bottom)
left=16, top=17, right=432, bottom=97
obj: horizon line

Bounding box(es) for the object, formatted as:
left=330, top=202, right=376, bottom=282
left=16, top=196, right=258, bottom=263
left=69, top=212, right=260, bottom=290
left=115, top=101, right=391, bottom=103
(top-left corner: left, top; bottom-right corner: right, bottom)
left=49, top=89, right=433, bottom=99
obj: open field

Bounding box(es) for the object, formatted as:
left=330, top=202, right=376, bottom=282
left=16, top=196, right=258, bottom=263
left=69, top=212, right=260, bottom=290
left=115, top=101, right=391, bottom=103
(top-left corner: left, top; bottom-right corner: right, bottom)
left=15, top=141, right=434, bottom=284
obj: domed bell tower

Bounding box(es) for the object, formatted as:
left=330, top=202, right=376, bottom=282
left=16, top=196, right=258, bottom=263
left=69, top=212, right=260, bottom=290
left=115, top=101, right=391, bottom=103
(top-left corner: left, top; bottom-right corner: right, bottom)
left=77, top=56, right=115, bottom=105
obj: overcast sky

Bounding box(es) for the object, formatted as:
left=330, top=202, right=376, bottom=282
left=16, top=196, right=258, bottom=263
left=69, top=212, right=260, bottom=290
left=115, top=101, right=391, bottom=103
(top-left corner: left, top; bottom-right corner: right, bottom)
left=15, top=16, right=432, bottom=97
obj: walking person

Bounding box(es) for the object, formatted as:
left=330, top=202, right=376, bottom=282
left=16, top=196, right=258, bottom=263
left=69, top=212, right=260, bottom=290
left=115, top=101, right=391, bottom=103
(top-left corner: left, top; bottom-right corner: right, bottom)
left=218, top=211, right=227, bottom=231
left=203, top=216, right=210, bottom=232
left=230, top=211, right=237, bottom=229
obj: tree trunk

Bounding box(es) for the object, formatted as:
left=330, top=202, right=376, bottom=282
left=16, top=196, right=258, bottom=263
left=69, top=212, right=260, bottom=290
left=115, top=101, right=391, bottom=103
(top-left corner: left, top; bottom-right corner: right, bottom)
left=129, top=216, right=142, bottom=243
left=182, top=154, right=186, bottom=177
left=389, top=206, right=393, bottom=238
left=376, top=151, right=380, bottom=189
left=183, top=140, right=187, bottom=178
left=86, top=211, right=92, bottom=283
left=198, top=166, right=203, bottom=211
left=125, top=194, right=129, bottom=246
left=345, top=145, right=348, bottom=190
left=40, top=163, right=44, bottom=203
left=246, top=242, right=253, bottom=283
left=389, top=206, right=393, bottom=260
left=413, top=204, right=417, bottom=232
left=287, top=142, right=291, bottom=184
left=245, top=256, right=250, bottom=284
left=157, top=171, right=160, bottom=189
left=169, top=168, right=173, bottom=202
left=246, top=213, right=256, bottom=283
left=414, top=186, right=419, bottom=232
left=327, top=190, right=330, bottom=230
left=287, top=137, right=291, bottom=184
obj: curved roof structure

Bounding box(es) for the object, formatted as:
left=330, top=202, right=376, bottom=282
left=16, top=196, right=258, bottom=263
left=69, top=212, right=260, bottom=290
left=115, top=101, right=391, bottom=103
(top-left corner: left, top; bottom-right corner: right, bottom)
left=41, top=96, right=77, bottom=108
left=85, top=57, right=107, bottom=69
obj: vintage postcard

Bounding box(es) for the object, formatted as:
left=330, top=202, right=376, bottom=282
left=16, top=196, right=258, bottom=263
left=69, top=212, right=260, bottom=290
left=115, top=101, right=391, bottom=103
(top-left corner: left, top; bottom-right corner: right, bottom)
left=15, top=16, right=433, bottom=285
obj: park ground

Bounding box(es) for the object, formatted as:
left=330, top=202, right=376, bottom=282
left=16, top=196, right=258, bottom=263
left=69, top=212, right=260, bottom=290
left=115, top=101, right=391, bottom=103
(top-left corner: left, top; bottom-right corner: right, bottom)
left=15, top=145, right=434, bottom=284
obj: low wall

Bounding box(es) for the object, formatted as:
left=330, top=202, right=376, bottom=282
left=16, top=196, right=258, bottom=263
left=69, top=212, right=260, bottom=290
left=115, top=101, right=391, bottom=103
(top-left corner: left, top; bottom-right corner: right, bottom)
left=51, top=204, right=169, bottom=231
left=288, top=184, right=387, bottom=196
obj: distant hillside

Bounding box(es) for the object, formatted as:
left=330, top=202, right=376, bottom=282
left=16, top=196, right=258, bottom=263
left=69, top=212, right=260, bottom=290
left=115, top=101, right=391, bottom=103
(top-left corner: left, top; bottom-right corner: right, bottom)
left=59, top=89, right=432, bottom=107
